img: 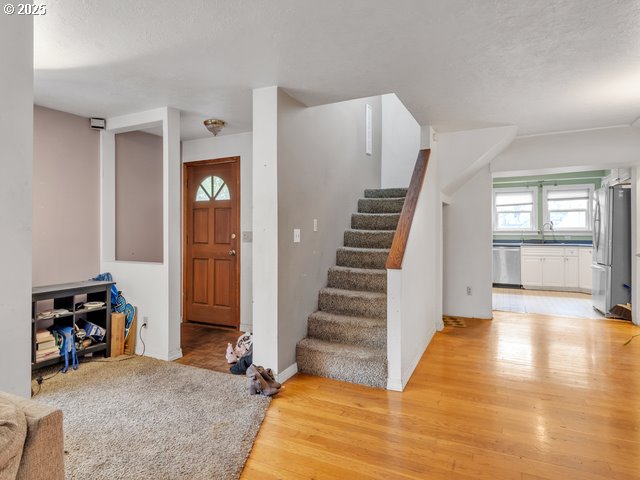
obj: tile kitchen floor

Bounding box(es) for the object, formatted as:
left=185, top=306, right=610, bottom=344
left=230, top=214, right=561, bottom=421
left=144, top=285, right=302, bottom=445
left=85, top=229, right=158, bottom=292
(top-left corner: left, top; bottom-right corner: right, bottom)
left=492, top=287, right=605, bottom=319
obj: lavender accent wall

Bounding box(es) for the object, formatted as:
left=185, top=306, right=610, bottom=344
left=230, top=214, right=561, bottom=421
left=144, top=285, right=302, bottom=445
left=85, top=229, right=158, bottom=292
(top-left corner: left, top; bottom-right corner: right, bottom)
left=115, top=131, right=163, bottom=263
left=33, top=106, right=100, bottom=286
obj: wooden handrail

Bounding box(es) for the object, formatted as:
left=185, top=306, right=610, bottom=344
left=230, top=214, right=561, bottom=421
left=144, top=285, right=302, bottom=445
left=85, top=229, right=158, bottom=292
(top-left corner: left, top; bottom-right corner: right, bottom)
left=386, top=149, right=431, bottom=270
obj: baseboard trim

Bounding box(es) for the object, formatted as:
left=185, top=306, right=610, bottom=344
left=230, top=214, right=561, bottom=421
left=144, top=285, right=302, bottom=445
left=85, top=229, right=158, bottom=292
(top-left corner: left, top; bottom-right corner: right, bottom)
left=387, top=378, right=403, bottom=391
left=401, top=324, right=435, bottom=390
left=386, top=324, right=437, bottom=392
left=522, top=285, right=591, bottom=294
left=443, top=314, right=493, bottom=321
left=277, top=362, right=298, bottom=383
left=240, top=323, right=252, bottom=333
left=167, top=348, right=183, bottom=361
left=144, top=348, right=183, bottom=362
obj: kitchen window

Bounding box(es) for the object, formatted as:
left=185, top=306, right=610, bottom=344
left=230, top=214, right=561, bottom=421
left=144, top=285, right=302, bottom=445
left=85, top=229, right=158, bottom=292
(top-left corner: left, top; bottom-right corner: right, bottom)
left=493, top=187, right=537, bottom=232
left=542, top=185, right=593, bottom=232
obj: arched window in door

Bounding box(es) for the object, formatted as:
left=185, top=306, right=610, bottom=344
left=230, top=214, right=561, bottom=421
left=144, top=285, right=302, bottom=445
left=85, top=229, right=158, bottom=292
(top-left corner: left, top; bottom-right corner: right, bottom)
left=195, top=175, right=230, bottom=201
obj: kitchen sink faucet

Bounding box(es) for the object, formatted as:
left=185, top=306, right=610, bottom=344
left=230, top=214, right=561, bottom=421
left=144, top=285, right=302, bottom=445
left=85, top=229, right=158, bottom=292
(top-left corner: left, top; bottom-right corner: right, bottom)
left=541, top=221, right=554, bottom=243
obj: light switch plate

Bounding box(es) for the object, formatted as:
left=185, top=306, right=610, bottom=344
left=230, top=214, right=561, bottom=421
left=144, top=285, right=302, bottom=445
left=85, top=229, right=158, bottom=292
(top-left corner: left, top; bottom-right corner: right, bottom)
left=293, top=229, right=301, bottom=243
left=313, top=219, right=318, bottom=232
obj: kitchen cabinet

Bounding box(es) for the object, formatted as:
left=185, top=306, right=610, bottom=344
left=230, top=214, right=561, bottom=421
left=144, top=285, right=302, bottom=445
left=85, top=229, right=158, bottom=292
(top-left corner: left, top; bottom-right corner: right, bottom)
left=579, top=248, right=593, bottom=291
left=564, top=255, right=580, bottom=288
left=603, top=168, right=631, bottom=187
left=520, top=246, right=584, bottom=291
left=543, top=256, right=566, bottom=288
left=521, top=255, right=543, bottom=286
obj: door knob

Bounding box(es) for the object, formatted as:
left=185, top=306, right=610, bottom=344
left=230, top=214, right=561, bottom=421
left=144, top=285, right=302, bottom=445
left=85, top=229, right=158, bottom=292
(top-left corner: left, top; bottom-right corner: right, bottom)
left=229, top=249, right=236, bottom=256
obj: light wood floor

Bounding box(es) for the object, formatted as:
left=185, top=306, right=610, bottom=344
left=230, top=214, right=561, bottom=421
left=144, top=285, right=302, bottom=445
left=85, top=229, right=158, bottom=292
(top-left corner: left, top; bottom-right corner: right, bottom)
left=493, top=287, right=605, bottom=319
left=239, top=311, right=640, bottom=480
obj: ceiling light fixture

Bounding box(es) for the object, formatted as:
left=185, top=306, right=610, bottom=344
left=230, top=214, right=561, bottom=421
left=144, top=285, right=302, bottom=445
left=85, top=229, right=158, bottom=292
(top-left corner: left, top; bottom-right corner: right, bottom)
left=204, top=118, right=226, bottom=136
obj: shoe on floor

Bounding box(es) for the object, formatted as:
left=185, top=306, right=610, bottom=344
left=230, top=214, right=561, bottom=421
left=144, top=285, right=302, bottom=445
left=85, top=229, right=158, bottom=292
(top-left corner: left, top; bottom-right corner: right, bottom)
left=226, top=343, right=238, bottom=364
left=246, top=364, right=280, bottom=396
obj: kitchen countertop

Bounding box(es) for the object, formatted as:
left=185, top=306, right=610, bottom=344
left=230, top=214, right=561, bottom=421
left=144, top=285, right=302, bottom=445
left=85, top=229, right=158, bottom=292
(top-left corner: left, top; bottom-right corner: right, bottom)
left=493, top=242, right=593, bottom=247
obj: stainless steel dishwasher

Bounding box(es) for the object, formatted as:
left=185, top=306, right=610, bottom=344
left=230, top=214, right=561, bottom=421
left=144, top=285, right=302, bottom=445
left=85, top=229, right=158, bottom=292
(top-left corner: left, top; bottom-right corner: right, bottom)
left=492, top=246, right=521, bottom=286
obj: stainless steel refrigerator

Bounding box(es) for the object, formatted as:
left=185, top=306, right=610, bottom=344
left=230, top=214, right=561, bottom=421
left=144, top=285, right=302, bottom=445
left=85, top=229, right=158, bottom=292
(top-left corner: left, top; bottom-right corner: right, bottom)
left=592, top=185, right=631, bottom=314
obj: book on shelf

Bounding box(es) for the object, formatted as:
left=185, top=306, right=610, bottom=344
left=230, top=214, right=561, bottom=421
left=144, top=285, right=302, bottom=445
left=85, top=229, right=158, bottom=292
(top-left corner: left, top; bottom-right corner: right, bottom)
left=36, top=345, right=59, bottom=355
left=36, top=349, right=58, bottom=357
left=35, top=329, right=53, bottom=342
left=37, top=339, right=56, bottom=350
left=35, top=352, right=59, bottom=363
left=35, top=351, right=59, bottom=362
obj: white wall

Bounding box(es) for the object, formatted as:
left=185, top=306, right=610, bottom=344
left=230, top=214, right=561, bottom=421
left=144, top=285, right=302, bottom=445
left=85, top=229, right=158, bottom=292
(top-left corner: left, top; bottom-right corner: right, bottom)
left=380, top=94, right=421, bottom=188
left=443, top=167, right=493, bottom=319
left=492, top=126, right=640, bottom=175
left=435, top=126, right=518, bottom=320
left=439, top=125, right=517, bottom=196
left=0, top=15, right=32, bottom=397
left=251, top=87, right=280, bottom=372
left=100, top=107, right=182, bottom=361
left=625, top=167, right=640, bottom=326
left=276, top=90, right=382, bottom=373
left=387, top=143, right=441, bottom=391
left=182, top=132, right=253, bottom=331
left=420, top=125, right=431, bottom=150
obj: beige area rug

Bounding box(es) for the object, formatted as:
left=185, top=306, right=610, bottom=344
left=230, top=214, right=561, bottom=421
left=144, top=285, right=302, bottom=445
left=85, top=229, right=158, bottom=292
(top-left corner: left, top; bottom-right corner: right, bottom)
left=35, top=356, right=270, bottom=479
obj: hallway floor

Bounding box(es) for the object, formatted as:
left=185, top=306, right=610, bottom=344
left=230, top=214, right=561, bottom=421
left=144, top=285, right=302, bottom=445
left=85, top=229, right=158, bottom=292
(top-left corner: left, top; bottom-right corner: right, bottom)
left=493, top=287, right=605, bottom=319
left=176, top=322, right=239, bottom=374
left=240, top=311, right=640, bottom=479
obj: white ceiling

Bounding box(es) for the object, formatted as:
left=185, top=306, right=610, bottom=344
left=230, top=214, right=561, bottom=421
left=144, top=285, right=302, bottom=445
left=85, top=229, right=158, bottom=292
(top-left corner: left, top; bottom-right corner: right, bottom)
left=34, top=0, right=640, bottom=140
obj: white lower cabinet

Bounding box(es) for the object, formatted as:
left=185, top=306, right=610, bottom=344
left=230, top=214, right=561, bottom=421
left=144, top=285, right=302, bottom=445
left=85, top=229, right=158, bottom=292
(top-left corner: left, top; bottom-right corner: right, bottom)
left=579, top=248, right=593, bottom=291
left=543, top=256, right=566, bottom=288
left=564, top=255, right=580, bottom=288
left=520, top=246, right=586, bottom=291
left=521, top=256, right=543, bottom=286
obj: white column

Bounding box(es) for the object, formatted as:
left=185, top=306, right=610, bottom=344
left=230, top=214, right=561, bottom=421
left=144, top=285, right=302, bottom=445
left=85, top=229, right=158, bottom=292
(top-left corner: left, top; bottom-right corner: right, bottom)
left=0, top=15, right=33, bottom=397
left=252, top=86, right=280, bottom=371
left=165, top=108, right=182, bottom=357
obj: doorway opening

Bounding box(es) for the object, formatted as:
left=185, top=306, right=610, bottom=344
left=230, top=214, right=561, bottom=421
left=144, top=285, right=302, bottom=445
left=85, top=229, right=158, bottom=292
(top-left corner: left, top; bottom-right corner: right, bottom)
left=492, top=168, right=632, bottom=321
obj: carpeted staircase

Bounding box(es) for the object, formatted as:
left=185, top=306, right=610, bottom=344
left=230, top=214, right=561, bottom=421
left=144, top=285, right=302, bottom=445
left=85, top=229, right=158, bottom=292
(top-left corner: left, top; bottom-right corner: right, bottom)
left=296, top=187, right=407, bottom=388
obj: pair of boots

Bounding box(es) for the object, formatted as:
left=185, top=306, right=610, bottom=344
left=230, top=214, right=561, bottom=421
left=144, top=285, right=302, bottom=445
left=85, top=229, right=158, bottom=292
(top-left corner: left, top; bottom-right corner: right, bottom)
left=246, top=364, right=281, bottom=396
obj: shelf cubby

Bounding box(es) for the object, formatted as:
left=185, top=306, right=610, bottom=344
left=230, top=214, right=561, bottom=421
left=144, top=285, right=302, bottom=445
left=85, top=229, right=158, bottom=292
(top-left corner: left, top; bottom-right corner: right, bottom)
left=31, top=280, right=114, bottom=371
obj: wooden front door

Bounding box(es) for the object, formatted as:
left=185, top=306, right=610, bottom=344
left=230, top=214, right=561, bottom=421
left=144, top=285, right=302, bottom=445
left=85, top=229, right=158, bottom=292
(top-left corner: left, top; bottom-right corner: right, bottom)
left=184, top=158, right=240, bottom=327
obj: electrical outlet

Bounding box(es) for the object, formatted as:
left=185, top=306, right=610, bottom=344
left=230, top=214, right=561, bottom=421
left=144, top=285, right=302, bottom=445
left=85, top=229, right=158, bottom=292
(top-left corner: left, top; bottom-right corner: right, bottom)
left=142, top=316, right=149, bottom=328
left=466, top=287, right=472, bottom=296
left=242, top=231, right=253, bottom=243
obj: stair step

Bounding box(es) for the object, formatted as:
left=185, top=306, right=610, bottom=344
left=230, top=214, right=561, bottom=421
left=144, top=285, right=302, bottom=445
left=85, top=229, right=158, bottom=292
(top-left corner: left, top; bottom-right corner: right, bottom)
left=318, top=287, right=386, bottom=319
left=327, top=266, right=386, bottom=292
left=357, top=197, right=405, bottom=214
left=296, top=337, right=387, bottom=388
left=364, top=188, right=408, bottom=199
left=307, top=311, right=386, bottom=348
left=344, top=229, right=395, bottom=249
left=336, top=247, right=389, bottom=269
left=351, top=213, right=400, bottom=230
